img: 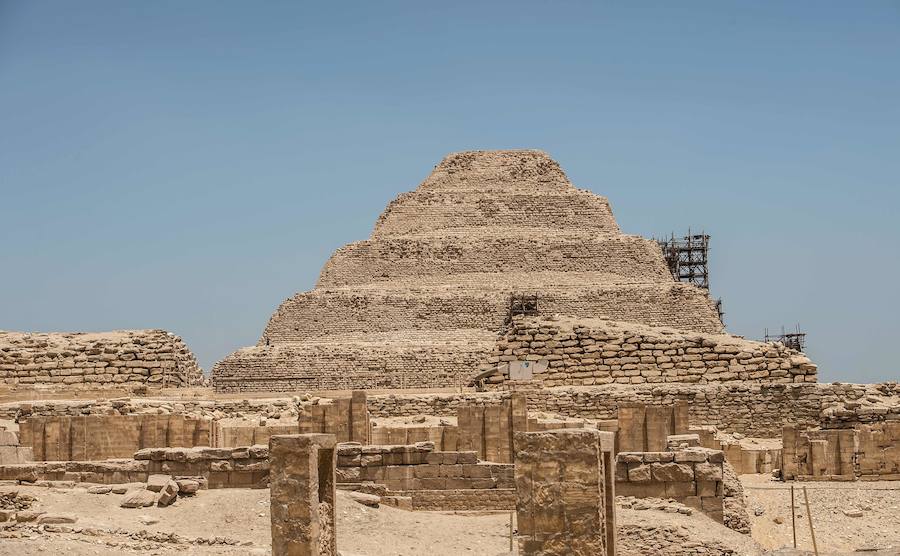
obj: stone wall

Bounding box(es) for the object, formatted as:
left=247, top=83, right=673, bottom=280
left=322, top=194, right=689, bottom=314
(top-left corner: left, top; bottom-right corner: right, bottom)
left=213, top=422, right=299, bottom=448
left=334, top=442, right=514, bottom=493
left=482, top=316, right=816, bottom=388
left=616, top=448, right=725, bottom=522
left=782, top=422, right=900, bottom=481
left=0, top=445, right=270, bottom=487
left=298, top=392, right=369, bottom=444
left=617, top=402, right=690, bottom=452
left=0, top=330, right=202, bottom=390
left=213, top=341, right=490, bottom=392
left=367, top=383, right=898, bottom=437
left=0, top=426, right=32, bottom=465
left=399, top=488, right=516, bottom=511
left=0, top=396, right=301, bottom=421
left=19, top=415, right=212, bottom=461
left=369, top=425, right=457, bottom=451
left=456, top=394, right=527, bottom=463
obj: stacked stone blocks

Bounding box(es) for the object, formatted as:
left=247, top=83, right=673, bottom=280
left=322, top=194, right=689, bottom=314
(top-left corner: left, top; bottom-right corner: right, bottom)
left=514, top=428, right=612, bottom=556
left=0, top=330, right=202, bottom=389
left=486, top=316, right=816, bottom=388
left=616, top=447, right=725, bottom=522
left=269, top=434, right=337, bottom=556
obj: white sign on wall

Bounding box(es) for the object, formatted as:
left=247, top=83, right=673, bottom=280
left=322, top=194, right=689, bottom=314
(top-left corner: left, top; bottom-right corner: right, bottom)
left=509, top=359, right=548, bottom=380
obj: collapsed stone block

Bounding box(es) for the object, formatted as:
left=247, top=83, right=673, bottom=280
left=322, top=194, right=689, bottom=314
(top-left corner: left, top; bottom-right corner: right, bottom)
left=269, top=434, right=337, bottom=556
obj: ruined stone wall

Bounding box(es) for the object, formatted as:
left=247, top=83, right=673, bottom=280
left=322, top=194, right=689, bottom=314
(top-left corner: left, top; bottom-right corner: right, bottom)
left=482, top=316, right=816, bottom=387
left=399, top=488, right=516, bottom=511
left=783, top=422, right=900, bottom=481
left=367, top=383, right=897, bottom=437
left=19, top=415, right=212, bottom=461
left=0, top=396, right=301, bottom=421
left=213, top=422, right=299, bottom=448
left=0, top=330, right=202, bottom=389
left=334, top=442, right=514, bottom=492
left=369, top=425, right=457, bottom=451
left=616, top=448, right=725, bottom=522
left=298, top=392, right=369, bottom=444
left=0, top=445, right=271, bottom=487
left=213, top=342, right=490, bottom=392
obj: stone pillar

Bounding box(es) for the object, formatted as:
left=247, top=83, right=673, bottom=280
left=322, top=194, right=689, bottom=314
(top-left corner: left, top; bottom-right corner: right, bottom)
left=349, top=390, right=369, bottom=444
left=617, top=404, right=646, bottom=452
left=269, top=434, right=337, bottom=556
left=514, top=428, right=609, bottom=555
left=598, top=431, right=617, bottom=556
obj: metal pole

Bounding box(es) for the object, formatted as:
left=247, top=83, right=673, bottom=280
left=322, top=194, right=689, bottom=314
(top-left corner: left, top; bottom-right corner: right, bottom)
left=790, top=485, right=797, bottom=548
left=802, top=486, right=819, bottom=556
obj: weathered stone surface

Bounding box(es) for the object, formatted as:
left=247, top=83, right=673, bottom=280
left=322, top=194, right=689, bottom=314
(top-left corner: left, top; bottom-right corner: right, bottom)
left=514, top=429, right=609, bottom=556
left=347, top=491, right=380, bottom=508
left=146, top=474, right=171, bottom=493
left=212, top=150, right=726, bottom=393
left=0, top=330, right=202, bottom=389
left=269, top=434, right=337, bottom=556
left=37, top=514, right=77, bottom=525
left=651, top=463, right=694, bottom=482
left=175, top=479, right=200, bottom=495
left=120, top=489, right=157, bottom=508
left=87, top=486, right=112, bottom=494
left=156, top=480, right=179, bottom=507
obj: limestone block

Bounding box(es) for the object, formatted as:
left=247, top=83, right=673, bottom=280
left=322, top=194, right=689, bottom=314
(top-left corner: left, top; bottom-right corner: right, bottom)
left=121, top=489, right=157, bottom=508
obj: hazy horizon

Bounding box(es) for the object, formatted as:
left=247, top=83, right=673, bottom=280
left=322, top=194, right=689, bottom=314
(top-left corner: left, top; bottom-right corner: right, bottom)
left=1, top=1, right=898, bottom=383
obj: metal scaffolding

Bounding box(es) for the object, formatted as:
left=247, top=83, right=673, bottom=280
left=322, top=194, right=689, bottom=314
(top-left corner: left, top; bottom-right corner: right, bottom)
left=765, top=325, right=807, bottom=352
left=502, top=293, right=539, bottom=332
left=657, top=229, right=711, bottom=289
left=657, top=229, right=724, bottom=325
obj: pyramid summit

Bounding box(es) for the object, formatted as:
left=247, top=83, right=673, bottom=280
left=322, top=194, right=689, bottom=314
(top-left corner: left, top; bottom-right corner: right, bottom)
left=211, top=150, right=723, bottom=392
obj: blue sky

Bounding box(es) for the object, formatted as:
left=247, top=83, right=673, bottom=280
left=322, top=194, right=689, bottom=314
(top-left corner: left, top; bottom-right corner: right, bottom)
left=1, top=1, right=898, bottom=383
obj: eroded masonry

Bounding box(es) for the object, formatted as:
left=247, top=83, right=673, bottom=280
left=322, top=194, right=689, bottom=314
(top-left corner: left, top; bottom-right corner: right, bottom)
left=1, top=150, right=898, bottom=555
left=212, top=150, right=729, bottom=392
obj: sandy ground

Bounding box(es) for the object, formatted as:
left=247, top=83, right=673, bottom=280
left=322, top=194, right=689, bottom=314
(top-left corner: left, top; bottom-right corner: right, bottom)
left=2, top=477, right=900, bottom=555
left=0, top=485, right=512, bottom=556
left=743, top=474, right=900, bottom=554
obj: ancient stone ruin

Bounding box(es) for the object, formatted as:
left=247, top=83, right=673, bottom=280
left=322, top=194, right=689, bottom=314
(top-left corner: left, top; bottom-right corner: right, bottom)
left=0, top=330, right=202, bottom=391
left=0, top=150, right=898, bottom=555
left=212, top=150, right=727, bottom=392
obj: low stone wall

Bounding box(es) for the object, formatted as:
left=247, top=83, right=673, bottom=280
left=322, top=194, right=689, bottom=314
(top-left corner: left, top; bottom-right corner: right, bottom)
left=783, top=422, right=900, bottom=481
left=482, top=316, right=816, bottom=388
left=0, top=426, right=32, bottom=465
left=369, top=425, right=458, bottom=451
left=368, top=382, right=898, bottom=437
left=0, top=445, right=270, bottom=487
left=19, top=415, right=212, bottom=461
left=1, top=381, right=896, bottom=440
left=334, top=442, right=514, bottom=493
left=213, top=421, right=298, bottom=448
left=298, top=391, right=369, bottom=444
left=0, top=330, right=203, bottom=389
left=0, top=397, right=301, bottom=421
left=398, top=488, right=516, bottom=511
left=616, top=448, right=725, bottom=522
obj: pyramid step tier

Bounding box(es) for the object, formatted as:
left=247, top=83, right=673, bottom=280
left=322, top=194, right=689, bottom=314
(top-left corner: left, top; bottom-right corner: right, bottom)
left=372, top=189, right=619, bottom=238
left=317, top=235, right=672, bottom=288
left=261, top=283, right=722, bottom=344
left=212, top=336, right=492, bottom=392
